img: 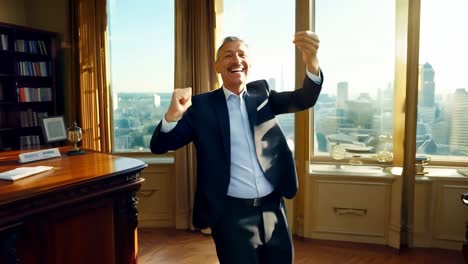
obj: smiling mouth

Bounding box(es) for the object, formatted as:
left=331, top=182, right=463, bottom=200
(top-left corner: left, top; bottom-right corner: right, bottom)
left=229, top=67, right=244, bottom=73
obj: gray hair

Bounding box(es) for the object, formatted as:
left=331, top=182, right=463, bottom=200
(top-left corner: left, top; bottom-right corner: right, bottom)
left=215, top=36, right=248, bottom=62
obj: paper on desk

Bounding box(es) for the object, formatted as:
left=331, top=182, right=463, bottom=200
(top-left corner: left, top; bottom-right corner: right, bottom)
left=0, top=166, right=54, bottom=181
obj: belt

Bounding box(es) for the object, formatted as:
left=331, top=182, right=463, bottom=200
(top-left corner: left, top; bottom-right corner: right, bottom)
left=226, top=191, right=280, bottom=207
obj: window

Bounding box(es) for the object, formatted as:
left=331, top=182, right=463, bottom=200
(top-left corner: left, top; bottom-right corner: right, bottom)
left=312, top=0, right=395, bottom=160
left=108, top=0, right=174, bottom=152
left=417, top=0, right=468, bottom=161
left=219, top=0, right=296, bottom=150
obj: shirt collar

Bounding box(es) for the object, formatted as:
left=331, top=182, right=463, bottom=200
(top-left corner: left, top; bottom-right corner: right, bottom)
left=222, top=86, right=248, bottom=101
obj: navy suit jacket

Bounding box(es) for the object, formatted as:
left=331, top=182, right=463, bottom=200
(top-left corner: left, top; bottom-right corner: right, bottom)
left=150, top=74, right=323, bottom=229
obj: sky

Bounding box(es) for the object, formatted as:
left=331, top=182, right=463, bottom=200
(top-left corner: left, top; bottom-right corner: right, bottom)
left=220, top=0, right=295, bottom=91
left=107, top=0, right=175, bottom=93
left=315, top=0, right=395, bottom=97
left=107, top=0, right=468, bottom=98
left=316, top=0, right=468, bottom=98
left=419, top=0, right=468, bottom=94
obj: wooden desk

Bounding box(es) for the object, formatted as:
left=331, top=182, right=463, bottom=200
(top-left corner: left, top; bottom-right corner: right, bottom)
left=0, top=150, right=146, bottom=264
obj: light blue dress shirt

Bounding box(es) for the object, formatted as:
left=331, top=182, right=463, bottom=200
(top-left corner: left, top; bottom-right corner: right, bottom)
left=222, top=88, right=274, bottom=198
left=161, top=70, right=322, bottom=198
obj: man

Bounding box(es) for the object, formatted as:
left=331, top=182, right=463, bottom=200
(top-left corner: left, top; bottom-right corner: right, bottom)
left=150, top=31, right=322, bottom=264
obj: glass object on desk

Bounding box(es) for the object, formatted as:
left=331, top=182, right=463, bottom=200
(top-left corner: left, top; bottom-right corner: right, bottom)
left=348, top=155, right=363, bottom=166
left=330, top=143, right=346, bottom=168
left=415, top=156, right=430, bottom=175
left=67, top=122, right=86, bottom=155
left=376, top=134, right=393, bottom=163
left=457, top=168, right=468, bottom=177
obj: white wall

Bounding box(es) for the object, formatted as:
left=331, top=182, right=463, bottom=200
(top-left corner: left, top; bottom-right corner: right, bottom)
left=0, top=0, right=27, bottom=26
left=0, top=0, right=68, bottom=39
left=25, top=0, right=68, bottom=38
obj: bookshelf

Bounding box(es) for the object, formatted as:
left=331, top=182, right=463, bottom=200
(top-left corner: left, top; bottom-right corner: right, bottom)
left=0, top=22, right=58, bottom=151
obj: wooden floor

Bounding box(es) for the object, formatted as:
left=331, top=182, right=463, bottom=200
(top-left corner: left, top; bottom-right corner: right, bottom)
left=137, top=228, right=465, bottom=264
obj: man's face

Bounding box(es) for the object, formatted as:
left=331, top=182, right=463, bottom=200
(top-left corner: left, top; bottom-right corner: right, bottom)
left=215, top=41, right=250, bottom=92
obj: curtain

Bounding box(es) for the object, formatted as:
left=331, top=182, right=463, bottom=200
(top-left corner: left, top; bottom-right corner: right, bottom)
left=71, top=0, right=217, bottom=227
left=75, top=0, right=112, bottom=152
left=64, top=0, right=80, bottom=132
left=173, top=0, right=218, bottom=229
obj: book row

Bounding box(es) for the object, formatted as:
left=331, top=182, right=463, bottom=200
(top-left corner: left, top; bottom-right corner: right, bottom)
left=0, top=110, right=48, bottom=128
left=0, top=34, right=7, bottom=50
left=20, top=135, right=41, bottom=150
left=17, top=61, right=50, bottom=77
left=17, top=87, right=52, bottom=102
left=15, top=39, right=48, bottom=55
left=0, top=35, right=48, bottom=55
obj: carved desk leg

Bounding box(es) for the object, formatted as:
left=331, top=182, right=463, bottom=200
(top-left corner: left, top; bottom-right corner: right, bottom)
left=115, top=188, right=140, bottom=264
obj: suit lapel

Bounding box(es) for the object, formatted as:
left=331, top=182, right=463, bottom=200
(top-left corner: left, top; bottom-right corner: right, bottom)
left=212, top=88, right=231, bottom=164
left=244, top=90, right=258, bottom=133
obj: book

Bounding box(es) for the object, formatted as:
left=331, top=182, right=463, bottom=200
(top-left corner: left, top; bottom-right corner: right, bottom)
left=0, top=34, right=7, bottom=50
left=0, top=166, right=53, bottom=181
left=0, top=81, right=3, bottom=101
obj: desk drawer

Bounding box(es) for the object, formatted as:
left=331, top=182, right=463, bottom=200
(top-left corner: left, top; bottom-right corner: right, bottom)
left=137, top=164, right=173, bottom=227
left=313, top=180, right=391, bottom=237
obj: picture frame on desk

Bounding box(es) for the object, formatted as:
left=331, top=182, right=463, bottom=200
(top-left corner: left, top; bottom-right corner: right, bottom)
left=40, top=116, right=67, bottom=143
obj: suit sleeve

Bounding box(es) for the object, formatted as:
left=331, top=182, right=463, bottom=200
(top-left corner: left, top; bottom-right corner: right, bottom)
left=150, top=107, right=195, bottom=154
left=269, top=69, right=323, bottom=115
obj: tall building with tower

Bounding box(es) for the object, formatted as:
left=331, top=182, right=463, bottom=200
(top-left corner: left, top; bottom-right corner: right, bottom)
left=419, top=63, right=435, bottom=107
left=336, top=81, right=348, bottom=118
left=450, top=88, right=468, bottom=153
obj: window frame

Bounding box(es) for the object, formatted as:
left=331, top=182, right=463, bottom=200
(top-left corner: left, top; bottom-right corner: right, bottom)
left=107, top=0, right=175, bottom=154
left=306, top=0, right=468, bottom=168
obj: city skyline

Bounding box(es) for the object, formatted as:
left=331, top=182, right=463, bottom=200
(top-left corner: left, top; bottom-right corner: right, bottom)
left=112, top=66, right=468, bottom=159
left=108, top=0, right=467, bottom=96
left=313, top=59, right=468, bottom=158
left=107, top=0, right=468, bottom=159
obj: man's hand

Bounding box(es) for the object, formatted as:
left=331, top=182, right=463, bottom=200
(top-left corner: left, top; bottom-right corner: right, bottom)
left=165, top=87, right=192, bottom=122
left=293, top=31, right=320, bottom=75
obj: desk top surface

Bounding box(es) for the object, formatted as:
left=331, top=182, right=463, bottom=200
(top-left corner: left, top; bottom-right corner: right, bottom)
left=0, top=149, right=147, bottom=206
